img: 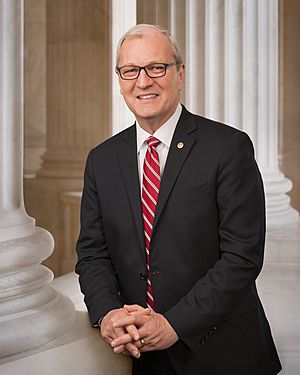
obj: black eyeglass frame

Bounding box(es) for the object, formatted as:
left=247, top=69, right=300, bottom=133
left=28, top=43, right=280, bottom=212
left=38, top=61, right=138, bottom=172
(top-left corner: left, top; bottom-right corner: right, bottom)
left=116, top=62, right=178, bottom=80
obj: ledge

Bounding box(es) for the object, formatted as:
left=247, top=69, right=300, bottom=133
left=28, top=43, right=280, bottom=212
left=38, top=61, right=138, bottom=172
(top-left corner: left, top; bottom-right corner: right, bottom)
left=0, top=273, right=131, bottom=375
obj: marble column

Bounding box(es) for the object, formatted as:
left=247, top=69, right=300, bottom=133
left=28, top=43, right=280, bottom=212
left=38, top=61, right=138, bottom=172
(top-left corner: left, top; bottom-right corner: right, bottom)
left=111, top=0, right=136, bottom=135
left=23, top=0, right=47, bottom=178
left=0, top=0, right=75, bottom=357
left=24, top=0, right=111, bottom=275
left=185, top=0, right=205, bottom=114
left=60, top=191, right=81, bottom=274
left=183, top=0, right=298, bottom=229
left=137, top=0, right=169, bottom=29
left=38, top=0, right=110, bottom=179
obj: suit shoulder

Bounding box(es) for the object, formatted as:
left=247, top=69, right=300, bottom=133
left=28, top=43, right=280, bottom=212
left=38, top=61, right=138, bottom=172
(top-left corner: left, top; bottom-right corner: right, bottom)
left=90, top=124, right=135, bottom=156
left=179, top=108, right=254, bottom=160
left=195, top=114, right=241, bottom=138
left=183, top=108, right=252, bottom=145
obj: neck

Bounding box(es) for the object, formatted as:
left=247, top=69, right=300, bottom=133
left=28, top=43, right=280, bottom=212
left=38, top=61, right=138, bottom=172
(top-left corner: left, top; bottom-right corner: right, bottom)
left=136, top=103, right=180, bottom=134
left=138, top=119, right=164, bottom=134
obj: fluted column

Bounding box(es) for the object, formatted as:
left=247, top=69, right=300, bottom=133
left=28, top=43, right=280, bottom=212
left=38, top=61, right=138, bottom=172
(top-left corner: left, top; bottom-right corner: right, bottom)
left=0, top=0, right=35, bottom=241
left=38, top=0, right=110, bottom=179
left=0, top=0, right=75, bottom=357
left=185, top=0, right=205, bottom=113
left=183, top=0, right=298, bottom=229
left=242, top=0, right=258, bottom=146
left=224, top=0, right=242, bottom=127
left=111, top=0, right=136, bottom=135
left=255, top=0, right=298, bottom=228
left=24, top=0, right=111, bottom=275
left=204, top=0, right=225, bottom=121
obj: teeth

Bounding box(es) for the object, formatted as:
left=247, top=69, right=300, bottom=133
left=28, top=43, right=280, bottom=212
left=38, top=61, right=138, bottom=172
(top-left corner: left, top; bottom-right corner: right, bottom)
left=138, top=94, right=157, bottom=99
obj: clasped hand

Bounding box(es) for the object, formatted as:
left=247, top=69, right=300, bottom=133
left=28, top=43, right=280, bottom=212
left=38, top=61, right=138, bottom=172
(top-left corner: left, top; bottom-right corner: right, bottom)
left=100, top=304, right=178, bottom=358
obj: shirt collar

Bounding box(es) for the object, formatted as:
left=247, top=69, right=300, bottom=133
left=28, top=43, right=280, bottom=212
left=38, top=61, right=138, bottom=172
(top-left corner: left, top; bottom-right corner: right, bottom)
left=136, top=104, right=182, bottom=153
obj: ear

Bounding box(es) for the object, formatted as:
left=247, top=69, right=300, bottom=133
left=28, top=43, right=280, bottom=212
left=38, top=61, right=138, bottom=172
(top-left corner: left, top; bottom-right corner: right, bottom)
left=178, top=64, right=185, bottom=91
left=116, top=70, right=124, bottom=96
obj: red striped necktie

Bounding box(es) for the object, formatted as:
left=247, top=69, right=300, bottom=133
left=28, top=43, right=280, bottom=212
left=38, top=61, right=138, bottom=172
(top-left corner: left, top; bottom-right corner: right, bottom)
left=141, top=136, right=161, bottom=310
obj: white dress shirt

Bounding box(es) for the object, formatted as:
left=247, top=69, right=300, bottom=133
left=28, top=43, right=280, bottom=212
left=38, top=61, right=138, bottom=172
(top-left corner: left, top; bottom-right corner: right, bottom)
left=136, top=104, right=182, bottom=189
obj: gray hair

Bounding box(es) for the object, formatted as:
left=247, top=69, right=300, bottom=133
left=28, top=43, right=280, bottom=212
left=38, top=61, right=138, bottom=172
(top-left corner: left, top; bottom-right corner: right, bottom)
left=115, top=24, right=184, bottom=70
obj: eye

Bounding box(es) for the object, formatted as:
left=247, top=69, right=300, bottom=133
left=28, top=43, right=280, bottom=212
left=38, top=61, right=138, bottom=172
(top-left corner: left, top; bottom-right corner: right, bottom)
left=122, top=66, right=139, bottom=76
left=148, top=64, right=164, bottom=73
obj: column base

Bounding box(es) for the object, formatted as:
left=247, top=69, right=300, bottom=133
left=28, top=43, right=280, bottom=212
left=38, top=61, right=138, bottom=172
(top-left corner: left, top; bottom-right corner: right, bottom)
left=263, top=169, right=299, bottom=230
left=0, top=209, right=35, bottom=242
left=0, top=227, right=75, bottom=358
left=37, top=150, right=86, bottom=179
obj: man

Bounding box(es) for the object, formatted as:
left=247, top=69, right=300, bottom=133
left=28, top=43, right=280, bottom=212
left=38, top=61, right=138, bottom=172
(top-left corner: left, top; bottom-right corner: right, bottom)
left=76, top=24, right=282, bottom=375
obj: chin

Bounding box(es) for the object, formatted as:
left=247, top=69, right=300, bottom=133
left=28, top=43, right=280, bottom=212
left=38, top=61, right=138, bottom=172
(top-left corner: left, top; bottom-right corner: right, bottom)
left=136, top=110, right=158, bottom=119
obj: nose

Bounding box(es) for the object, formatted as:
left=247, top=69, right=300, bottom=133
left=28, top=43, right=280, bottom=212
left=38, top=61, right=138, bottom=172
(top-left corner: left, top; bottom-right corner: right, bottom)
left=136, top=68, right=154, bottom=88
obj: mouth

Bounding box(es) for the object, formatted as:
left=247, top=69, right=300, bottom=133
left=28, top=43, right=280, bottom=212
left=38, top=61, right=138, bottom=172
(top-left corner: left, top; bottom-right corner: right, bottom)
left=136, top=94, right=158, bottom=100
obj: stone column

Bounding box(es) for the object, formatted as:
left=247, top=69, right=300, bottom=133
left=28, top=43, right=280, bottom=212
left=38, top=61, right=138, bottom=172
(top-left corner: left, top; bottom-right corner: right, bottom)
left=38, top=0, right=110, bottom=179
left=0, top=0, right=75, bottom=357
left=24, top=0, right=111, bottom=275
left=137, top=0, right=169, bottom=29
left=185, top=0, right=205, bottom=113
left=60, top=191, right=81, bottom=274
left=111, top=0, right=136, bottom=135
left=183, top=0, right=298, bottom=229
left=23, top=0, right=47, bottom=178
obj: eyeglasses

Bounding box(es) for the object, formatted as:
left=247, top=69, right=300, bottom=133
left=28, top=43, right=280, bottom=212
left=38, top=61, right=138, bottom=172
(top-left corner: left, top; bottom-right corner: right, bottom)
left=116, top=62, right=178, bottom=80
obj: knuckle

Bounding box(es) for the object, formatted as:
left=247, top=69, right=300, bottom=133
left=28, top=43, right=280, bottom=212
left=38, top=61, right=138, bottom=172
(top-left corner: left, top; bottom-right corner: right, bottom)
left=101, top=328, right=108, bottom=337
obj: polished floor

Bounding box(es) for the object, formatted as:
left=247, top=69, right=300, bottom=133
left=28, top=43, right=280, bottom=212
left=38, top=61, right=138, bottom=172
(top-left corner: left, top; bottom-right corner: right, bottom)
left=257, top=222, right=300, bottom=374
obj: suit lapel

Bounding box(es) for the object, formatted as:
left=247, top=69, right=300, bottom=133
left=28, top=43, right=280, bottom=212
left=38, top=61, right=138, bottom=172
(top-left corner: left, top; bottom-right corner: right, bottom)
left=153, top=108, right=197, bottom=231
left=117, top=125, right=145, bottom=251
left=116, top=108, right=198, bottom=248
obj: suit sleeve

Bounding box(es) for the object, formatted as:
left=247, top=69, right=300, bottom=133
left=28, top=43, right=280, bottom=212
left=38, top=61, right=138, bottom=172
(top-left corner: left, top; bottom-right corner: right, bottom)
left=164, top=131, right=266, bottom=351
left=75, top=150, right=123, bottom=325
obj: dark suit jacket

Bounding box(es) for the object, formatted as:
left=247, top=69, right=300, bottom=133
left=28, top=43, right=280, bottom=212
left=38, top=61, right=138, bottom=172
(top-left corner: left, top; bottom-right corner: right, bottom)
left=76, top=106, right=282, bottom=375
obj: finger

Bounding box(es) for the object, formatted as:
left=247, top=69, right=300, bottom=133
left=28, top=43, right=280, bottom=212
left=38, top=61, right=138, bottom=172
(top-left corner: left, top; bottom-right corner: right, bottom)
left=114, top=342, right=140, bottom=358
left=113, top=314, right=146, bottom=329
left=123, top=304, right=145, bottom=312
left=101, top=327, right=117, bottom=343
left=113, top=326, right=128, bottom=344
left=101, top=309, right=128, bottom=341
left=125, top=324, right=140, bottom=341
left=113, top=342, right=135, bottom=353
left=130, top=309, right=152, bottom=317
left=123, top=305, right=152, bottom=317
left=125, top=343, right=141, bottom=358
left=111, top=332, right=133, bottom=347
left=102, top=334, right=114, bottom=345
left=133, top=339, right=143, bottom=350
left=113, top=343, right=125, bottom=353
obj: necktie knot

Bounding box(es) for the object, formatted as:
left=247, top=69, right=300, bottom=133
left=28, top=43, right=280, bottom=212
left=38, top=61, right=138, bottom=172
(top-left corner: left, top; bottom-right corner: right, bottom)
left=146, top=136, right=160, bottom=149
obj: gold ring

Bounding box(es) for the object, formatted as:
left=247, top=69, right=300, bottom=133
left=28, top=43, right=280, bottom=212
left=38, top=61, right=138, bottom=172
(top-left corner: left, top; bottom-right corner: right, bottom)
left=140, top=338, right=145, bottom=347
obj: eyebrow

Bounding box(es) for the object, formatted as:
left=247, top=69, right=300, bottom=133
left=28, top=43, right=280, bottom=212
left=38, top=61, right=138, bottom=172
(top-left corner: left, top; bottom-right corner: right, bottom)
left=119, top=60, right=165, bottom=67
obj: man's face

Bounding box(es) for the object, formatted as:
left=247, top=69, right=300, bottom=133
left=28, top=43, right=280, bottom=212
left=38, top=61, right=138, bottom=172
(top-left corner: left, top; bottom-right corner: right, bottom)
left=117, top=29, right=184, bottom=131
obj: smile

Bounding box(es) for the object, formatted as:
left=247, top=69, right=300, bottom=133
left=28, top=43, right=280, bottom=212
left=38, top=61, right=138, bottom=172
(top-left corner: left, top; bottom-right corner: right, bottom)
left=137, top=94, right=158, bottom=100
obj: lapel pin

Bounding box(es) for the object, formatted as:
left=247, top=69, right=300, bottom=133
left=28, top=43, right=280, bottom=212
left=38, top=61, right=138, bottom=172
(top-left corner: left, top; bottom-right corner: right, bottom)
left=177, top=142, right=184, bottom=149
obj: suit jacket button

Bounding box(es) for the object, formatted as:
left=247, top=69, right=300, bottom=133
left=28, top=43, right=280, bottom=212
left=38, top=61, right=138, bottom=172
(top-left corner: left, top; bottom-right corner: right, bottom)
left=200, top=340, right=205, bottom=345
left=139, top=273, right=147, bottom=280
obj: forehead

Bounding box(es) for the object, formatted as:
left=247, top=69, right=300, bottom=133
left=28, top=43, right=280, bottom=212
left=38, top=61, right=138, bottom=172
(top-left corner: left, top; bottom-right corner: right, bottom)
left=119, top=30, right=173, bottom=65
